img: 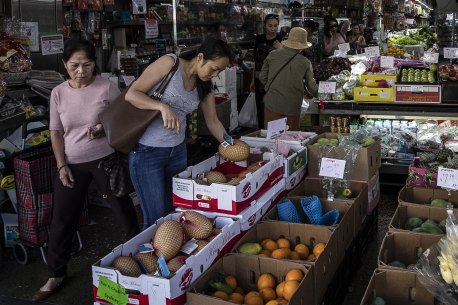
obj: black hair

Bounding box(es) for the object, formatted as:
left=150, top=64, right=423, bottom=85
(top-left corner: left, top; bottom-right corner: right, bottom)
left=264, top=13, right=279, bottom=25
left=304, top=20, right=317, bottom=33
left=350, top=23, right=360, bottom=29
left=62, top=38, right=98, bottom=75
left=324, top=17, right=339, bottom=38
left=179, top=37, right=234, bottom=101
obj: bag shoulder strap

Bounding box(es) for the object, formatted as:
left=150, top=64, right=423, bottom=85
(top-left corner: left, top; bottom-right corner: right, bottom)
left=265, top=53, right=299, bottom=92
left=152, top=56, right=180, bottom=100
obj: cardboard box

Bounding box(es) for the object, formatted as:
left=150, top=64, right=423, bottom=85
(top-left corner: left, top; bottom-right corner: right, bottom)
left=1, top=213, right=19, bottom=247
left=92, top=212, right=241, bottom=305
left=241, top=130, right=316, bottom=147
left=354, top=87, right=394, bottom=102
left=398, top=186, right=458, bottom=207
left=172, top=153, right=283, bottom=215
left=395, top=84, right=441, bottom=103
left=307, top=133, right=381, bottom=181
left=283, top=165, right=307, bottom=194
left=187, top=254, right=315, bottom=305
left=176, top=178, right=286, bottom=233
left=359, top=74, right=397, bottom=87
left=232, top=222, right=338, bottom=305
left=263, top=195, right=355, bottom=252
left=378, top=231, right=442, bottom=271
left=367, top=171, right=380, bottom=215
left=288, top=177, right=368, bottom=236
left=389, top=204, right=449, bottom=234
left=360, top=269, right=435, bottom=305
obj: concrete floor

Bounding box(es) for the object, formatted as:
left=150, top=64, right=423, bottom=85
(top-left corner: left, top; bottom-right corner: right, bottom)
left=0, top=186, right=400, bottom=305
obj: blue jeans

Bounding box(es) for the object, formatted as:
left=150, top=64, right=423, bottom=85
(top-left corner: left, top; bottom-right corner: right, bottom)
left=129, top=142, right=187, bottom=230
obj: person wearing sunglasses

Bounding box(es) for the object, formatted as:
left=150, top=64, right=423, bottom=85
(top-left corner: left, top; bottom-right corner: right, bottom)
left=250, top=13, right=283, bottom=129
left=323, top=17, right=349, bottom=57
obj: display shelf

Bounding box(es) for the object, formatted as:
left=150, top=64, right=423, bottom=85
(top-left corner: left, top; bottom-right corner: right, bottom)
left=313, top=100, right=458, bottom=118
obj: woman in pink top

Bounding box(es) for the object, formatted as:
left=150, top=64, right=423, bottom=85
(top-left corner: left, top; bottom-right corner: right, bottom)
left=32, top=39, right=139, bottom=302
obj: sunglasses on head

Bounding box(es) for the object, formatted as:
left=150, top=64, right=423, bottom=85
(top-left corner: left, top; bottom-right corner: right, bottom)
left=265, top=14, right=279, bottom=20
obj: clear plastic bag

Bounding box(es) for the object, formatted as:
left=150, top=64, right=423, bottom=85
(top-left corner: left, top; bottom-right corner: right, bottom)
left=238, top=92, right=258, bottom=129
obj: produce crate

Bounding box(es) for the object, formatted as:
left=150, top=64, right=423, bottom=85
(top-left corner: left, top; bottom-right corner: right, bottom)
left=187, top=254, right=315, bottom=305
left=357, top=204, right=378, bottom=259
left=360, top=269, right=435, bottom=305
left=442, top=81, right=458, bottom=103
left=389, top=204, right=448, bottom=235
left=394, top=84, right=441, bottom=103
left=378, top=231, right=442, bottom=271
left=354, top=87, right=394, bottom=102
left=397, top=66, right=434, bottom=84
left=359, top=74, right=397, bottom=87
left=398, top=185, right=458, bottom=207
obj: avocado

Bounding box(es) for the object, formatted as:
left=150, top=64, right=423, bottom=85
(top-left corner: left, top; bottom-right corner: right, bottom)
left=317, top=138, right=330, bottom=145
left=412, top=227, right=424, bottom=233
left=421, top=221, right=444, bottom=234
left=439, top=219, right=447, bottom=233
left=431, top=198, right=448, bottom=208
left=372, top=296, right=386, bottom=305
left=406, top=217, right=423, bottom=230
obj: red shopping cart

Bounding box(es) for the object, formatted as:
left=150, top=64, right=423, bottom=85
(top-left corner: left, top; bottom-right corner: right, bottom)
left=11, top=120, right=86, bottom=264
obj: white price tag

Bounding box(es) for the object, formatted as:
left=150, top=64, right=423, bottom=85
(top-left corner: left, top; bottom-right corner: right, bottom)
left=338, top=43, right=350, bottom=53
left=423, top=52, right=439, bottom=63
left=333, top=50, right=347, bottom=58
left=319, top=157, right=346, bottom=179
left=406, top=18, right=415, bottom=25
left=444, top=48, right=458, bottom=59
left=318, top=81, right=336, bottom=94
left=365, top=46, right=380, bottom=57
left=437, top=167, right=458, bottom=190
left=180, top=239, right=199, bottom=255
left=266, top=117, right=287, bottom=140
left=380, top=56, right=394, bottom=68
left=122, top=75, right=136, bottom=86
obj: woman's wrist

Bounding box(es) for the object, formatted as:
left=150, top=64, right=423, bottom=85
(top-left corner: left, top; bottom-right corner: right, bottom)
left=57, top=164, right=68, bottom=172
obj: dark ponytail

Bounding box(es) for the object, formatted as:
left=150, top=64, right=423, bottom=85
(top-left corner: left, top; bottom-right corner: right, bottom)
left=179, top=37, right=234, bottom=101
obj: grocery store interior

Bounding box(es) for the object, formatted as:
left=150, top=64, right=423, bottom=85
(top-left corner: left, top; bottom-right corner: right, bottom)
left=0, top=0, right=458, bottom=305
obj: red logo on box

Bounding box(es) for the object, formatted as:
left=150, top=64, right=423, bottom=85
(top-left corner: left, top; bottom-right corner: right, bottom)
left=290, top=177, right=296, bottom=187
left=180, top=268, right=193, bottom=290
left=242, top=182, right=251, bottom=198
left=248, top=214, right=256, bottom=226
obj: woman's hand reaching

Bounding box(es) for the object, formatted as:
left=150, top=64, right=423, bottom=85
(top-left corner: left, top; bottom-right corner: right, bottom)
left=59, top=166, right=74, bottom=188
left=160, top=104, right=181, bottom=134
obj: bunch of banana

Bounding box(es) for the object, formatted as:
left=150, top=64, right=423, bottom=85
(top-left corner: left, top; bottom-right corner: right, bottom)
left=438, top=232, right=458, bottom=285
left=0, top=175, right=15, bottom=190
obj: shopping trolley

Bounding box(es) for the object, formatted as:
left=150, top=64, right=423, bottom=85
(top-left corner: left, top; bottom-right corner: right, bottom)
left=11, top=119, right=86, bottom=264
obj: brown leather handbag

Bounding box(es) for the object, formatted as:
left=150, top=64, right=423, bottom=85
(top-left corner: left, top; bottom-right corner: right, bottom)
left=99, top=58, right=179, bottom=154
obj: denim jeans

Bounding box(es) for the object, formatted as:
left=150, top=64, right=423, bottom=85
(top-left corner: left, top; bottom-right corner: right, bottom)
left=129, top=142, right=187, bottom=230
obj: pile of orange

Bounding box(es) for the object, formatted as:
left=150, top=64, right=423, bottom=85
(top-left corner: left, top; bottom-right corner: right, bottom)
left=258, top=238, right=326, bottom=261
left=211, top=269, right=304, bottom=305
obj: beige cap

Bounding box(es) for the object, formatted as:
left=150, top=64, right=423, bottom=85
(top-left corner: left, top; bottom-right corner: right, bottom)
left=281, top=27, right=312, bottom=50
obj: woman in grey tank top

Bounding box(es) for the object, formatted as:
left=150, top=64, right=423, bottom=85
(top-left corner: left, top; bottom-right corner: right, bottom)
left=125, top=38, right=234, bottom=229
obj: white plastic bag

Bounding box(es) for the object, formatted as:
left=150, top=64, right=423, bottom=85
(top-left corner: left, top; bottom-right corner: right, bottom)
left=238, top=92, right=258, bottom=129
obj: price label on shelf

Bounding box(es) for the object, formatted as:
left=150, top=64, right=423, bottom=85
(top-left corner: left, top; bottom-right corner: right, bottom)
left=406, top=18, right=415, bottom=24
left=380, top=56, right=394, bottom=68
left=423, top=52, right=439, bottom=63
left=437, top=167, right=458, bottom=190
left=318, top=81, right=336, bottom=94
left=319, top=157, right=346, bottom=179
left=444, top=48, right=458, bottom=59
left=365, top=46, right=380, bottom=57
left=338, top=43, right=350, bottom=53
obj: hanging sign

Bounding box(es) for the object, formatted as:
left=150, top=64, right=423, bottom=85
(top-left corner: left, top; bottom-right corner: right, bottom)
left=319, top=158, right=346, bottom=179
left=444, top=48, right=458, bottom=59
left=437, top=167, right=458, bottom=190
left=338, top=43, right=350, bottom=53
left=318, top=81, right=336, bottom=94
left=40, top=34, right=64, bottom=55
left=423, top=52, right=439, bottom=63
left=145, top=18, right=159, bottom=39
left=380, top=56, right=395, bottom=68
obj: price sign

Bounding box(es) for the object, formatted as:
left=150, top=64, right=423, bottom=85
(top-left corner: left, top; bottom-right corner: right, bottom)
left=319, top=157, right=346, bottom=179
left=180, top=239, right=198, bottom=255
left=97, top=277, right=128, bottom=305
left=444, top=48, right=458, bottom=59
left=380, top=56, right=395, bottom=68
left=333, top=50, right=347, bottom=58
left=365, top=46, right=380, bottom=57
left=338, top=43, right=350, bottom=53
left=423, top=52, right=439, bottom=63
left=266, top=117, right=287, bottom=140
left=437, top=167, right=458, bottom=190
left=318, top=81, right=336, bottom=94
left=406, top=18, right=415, bottom=25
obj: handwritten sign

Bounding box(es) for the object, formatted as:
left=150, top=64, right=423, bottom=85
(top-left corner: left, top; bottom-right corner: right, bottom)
left=444, top=48, right=458, bottom=59
left=266, top=117, right=287, bottom=140
left=380, top=56, right=394, bottom=68
left=319, top=157, right=346, bottom=179
left=145, top=18, right=159, bottom=39
left=365, top=46, right=380, bottom=57
left=406, top=18, right=415, bottom=25
left=318, top=81, right=336, bottom=94
left=437, top=167, right=458, bottom=190
left=97, top=276, right=128, bottom=305
left=333, top=50, right=347, bottom=58
left=423, top=52, right=439, bottom=63
left=338, top=43, right=350, bottom=53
